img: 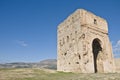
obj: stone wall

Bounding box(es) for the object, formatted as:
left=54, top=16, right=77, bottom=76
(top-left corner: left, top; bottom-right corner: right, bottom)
left=57, top=9, right=115, bottom=73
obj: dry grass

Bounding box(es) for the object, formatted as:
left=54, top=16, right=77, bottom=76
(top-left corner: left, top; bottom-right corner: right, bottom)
left=0, top=68, right=120, bottom=80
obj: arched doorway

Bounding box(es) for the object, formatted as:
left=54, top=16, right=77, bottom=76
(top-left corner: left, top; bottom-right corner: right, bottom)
left=92, top=38, right=102, bottom=73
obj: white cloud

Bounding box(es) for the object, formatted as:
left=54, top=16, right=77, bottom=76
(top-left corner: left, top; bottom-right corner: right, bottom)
left=112, top=40, right=120, bottom=58
left=113, top=40, right=120, bottom=52
left=16, top=40, right=28, bottom=47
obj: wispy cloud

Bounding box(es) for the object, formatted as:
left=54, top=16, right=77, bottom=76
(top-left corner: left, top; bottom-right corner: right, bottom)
left=112, top=40, right=120, bottom=58
left=16, top=40, right=28, bottom=47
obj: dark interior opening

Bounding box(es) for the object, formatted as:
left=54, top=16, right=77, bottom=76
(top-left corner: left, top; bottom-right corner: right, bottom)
left=92, top=39, right=102, bottom=73
left=94, top=19, right=97, bottom=24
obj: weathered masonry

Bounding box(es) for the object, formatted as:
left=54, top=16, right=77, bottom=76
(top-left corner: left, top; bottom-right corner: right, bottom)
left=57, top=9, right=115, bottom=73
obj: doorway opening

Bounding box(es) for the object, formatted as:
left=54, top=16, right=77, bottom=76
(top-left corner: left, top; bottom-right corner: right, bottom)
left=92, top=38, right=102, bottom=73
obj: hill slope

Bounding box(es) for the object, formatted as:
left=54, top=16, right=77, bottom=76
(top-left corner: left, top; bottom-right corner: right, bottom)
left=0, top=59, right=57, bottom=70
left=0, top=58, right=120, bottom=72
left=0, top=68, right=120, bottom=80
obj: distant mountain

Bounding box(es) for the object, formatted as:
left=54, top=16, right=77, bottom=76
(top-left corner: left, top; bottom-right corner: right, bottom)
left=0, top=58, right=119, bottom=72
left=0, top=59, right=57, bottom=70
left=0, top=62, right=33, bottom=68
left=34, top=59, right=57, bottom=69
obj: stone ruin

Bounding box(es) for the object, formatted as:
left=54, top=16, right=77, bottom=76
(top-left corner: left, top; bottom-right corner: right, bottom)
left=57, top=9, right=115, bottom=73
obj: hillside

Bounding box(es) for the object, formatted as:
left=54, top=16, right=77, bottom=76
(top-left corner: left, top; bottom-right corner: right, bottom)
left=0, top=59, right=57, bottom=70
left=0, top=58, right=120, bottom=72
left=33, top=59, right=57, bottom=69
left=0, top=68, right=120, bottom=80
left=0, top=58, right=120, bottom=80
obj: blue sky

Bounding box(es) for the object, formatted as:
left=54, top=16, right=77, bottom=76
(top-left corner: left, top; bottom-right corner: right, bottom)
left=0, top=0, right=120, bottom=63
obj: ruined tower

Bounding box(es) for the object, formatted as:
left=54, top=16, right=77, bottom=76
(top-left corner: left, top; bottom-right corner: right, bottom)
left=57, top=9, right=115, bottom=73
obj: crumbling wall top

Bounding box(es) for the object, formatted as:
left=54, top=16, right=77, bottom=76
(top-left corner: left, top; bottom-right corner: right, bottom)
left=58, top=9, right=108, bottom=34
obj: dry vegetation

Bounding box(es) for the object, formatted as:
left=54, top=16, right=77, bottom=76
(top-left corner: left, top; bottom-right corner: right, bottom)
left=0, top=68, right=120, bottom=80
